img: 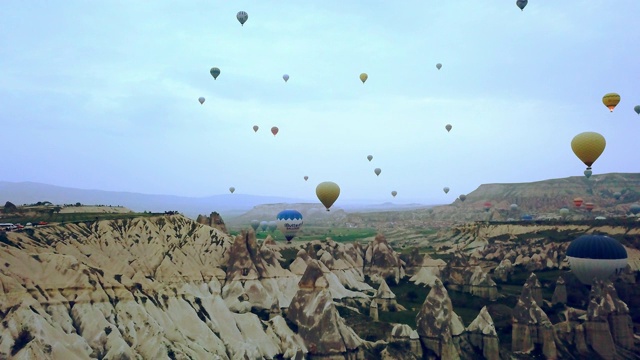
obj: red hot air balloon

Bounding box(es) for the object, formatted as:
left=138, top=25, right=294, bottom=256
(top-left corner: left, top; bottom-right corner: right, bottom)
left=483, top=202, right=492, bottom=212
left=573, top=198, right=584, bottom=208
left=271, top=126, right=279, bottom=136
left=585, top=202, right=594, bottom=212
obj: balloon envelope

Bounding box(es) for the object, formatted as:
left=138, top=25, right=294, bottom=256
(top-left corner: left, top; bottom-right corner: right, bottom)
left=367, top=155, right=373, bottom=161
left=237, top=11, right=248, bottom=25
left=443, top=187, right=450, bottom=194
left=436, top=63, right=442, bottom=70
left=359, top=73, right=368, bottom=83
left=635, top=105, right=640, bottom=115
left=566, top=234, right=627, bottom=285
left=210, top=67, right=220, bottom=80
left=283, top=74, right=289, bottom=82
left=602, top=93, right=620, bottom=112
left=510, top=204, right=518, bottom=211
left=391, top=191, right=397, bottom=197
left=316, top=181, right=340, bottom=211
left=571, top=132, right=606, bottom=169
left=304, top=176, right=309, bottom=181
left=459, top=194, right=467, bottom=202
left=630, top=204, right=640, bottom=215
left=613, top=192, right=622, bottom=200
left=584, top=169, right=592, bottom=178
left=250, top=220, right=259, bottom=231
left=271, top=126, right=279, bottom=136
left=573, top=198, right=583, bottom=207
left=260, top=221, right=268, bottom=231
left=268, top=221, right=277, bottom=232
left=198, top=97, right=205, bottom=104
left=374, top=168, right=381, bottom=176
left=516, top=0, right=528, bottom=11
left=559, top=208, right=570, bottom=217
left=445, top=124, right=452, bottom=132
left=584, top=202, right=594, bottom=212
left=229, top=187, right=235, bottom=194
left=253, top=125, right=259, bottom=132
left=276, top=210, right=303, bottom=242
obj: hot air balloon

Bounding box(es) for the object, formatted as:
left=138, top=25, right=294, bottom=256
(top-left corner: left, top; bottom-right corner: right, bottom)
left=566, top=234, right=627, bottom=285
left=359, top=73, right=368, bottom=84
left=635, top=105, right=640, bottom=115
left=374, top=168, right=381, bottom=176
left=559, top=208, right=570, bottom=219
left=630, top=204, right=640, bottom=215
left=510, top=204, right=518, bottom=211
left=573, top=198, right=583, bottom=208
left=253, top=125, right=259, bottom=132
left=445, top=124, right=452, bottom=132
left=367, top=155, right=373, bottom=162
left=268, top=221, right=277, bottom=232
left=198, top=97, right=205, bottom=104
left=483, top=202, right=492, bottom=212
left=250, top=220, right=259, bottom=231
left=571, top=132, right=606, bottom=173
left=516, top=0, right=528, bottom=11
left=237, top=11, right=248, bottom=26
left=271, top=126, right=279, bottom=136
left=276, top=210, right=303, bottom=242
left=260, top=221, right=268, bottom=231
left=584, top=169, right=592, bottom=179
left=584, top=202, right=594, bottom=212
left=304, top=176, right=309, bottom=181
left=602, top=93, right=620, bottom=112
left=210, top=67, right=220, bottom=80
left=613, top=192, right=622, bottom=200
left=229, top=187, right=235, bottom=194
left=459, top=194, right=467, bottom=202
left=443, top=187, right=450, bottom=194
left=283, top=74, right=289, bottom=82
left=521, top=215, right=533, bottom=221
left=436, top=63, right=442, bottom=70
left=391, top=191, right=397, bottom=197
left=316, top=181, right=340, bottom=211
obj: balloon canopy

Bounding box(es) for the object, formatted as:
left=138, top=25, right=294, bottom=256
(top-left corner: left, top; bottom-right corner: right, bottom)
left=391, top=191, right=397, bottom=197
left=566, top=234, right=627, bottom=285
left=436, top=63, right=442, bottom=70
left=374, top=168, right=381, bottom=176
left=459, top=194, right=467, bottom=202
left=445, top=124, right=452, bottom=132
left=359, top=73, right=368, bottom=83
left=276, top=210, right=303, bottom=242
left=571, top=132, right=606, bottom=169
left=271, top=126, right=279, bottom=136
left=635, top=105, right=640, bottom=115
left=260, top=221, right=268, bottom=231
left=304, top=176, right=309, bottom=181
left=316, top=181, right=340, bottom=211
left=250, top=220, right=259, bottom=231
left=573, top=198, right=583, bottom=207
left=210, top=67, right=221, bottom=80
left=630, top=204, right=640, bottom=215
left=198, top=97, right=205, bottom=104
left=283, top=74, right=289, bottom=82
left=237, top=11, right=248, bottom=26
left=367, top=155, right=373, bottom=162
left=253, top=125, right=259, bottom=132
left=443, top=187, right=450, bottom=194
left=602, top=93, right=620, bottom=112
left=229, top=187, right=235, bottom=194
left=516, top=0, right=528, bottom=11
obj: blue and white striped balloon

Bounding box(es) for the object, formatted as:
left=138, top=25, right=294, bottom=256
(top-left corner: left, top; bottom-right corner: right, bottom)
left=276, top=210, right=303, bottom=242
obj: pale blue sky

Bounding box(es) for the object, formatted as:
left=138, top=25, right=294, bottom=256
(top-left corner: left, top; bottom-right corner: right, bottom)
left=1, top=1, right=638, bottom=204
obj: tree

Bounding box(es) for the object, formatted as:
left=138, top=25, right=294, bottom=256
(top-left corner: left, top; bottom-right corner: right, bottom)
left=53, top=206, right=61, bottom=214
left=2, top=201, right=18, bottom=213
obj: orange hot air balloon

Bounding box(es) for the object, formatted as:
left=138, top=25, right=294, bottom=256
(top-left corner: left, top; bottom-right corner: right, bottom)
left=271, top=126, right=279, bottom=136
left=602, top=93, right=620, bottom=112
left=585, top=202, right=594, bottom=212
left=573, top=198, right=584, bottom=208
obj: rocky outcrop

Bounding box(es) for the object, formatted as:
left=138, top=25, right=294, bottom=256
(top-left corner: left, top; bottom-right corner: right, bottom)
left=373, top=280, right=403, bottom=312
left=416, top=278, right=466, bottom=360
left=286, top=260, right=364, bottom=359
left=400, top=248, right=423, bottom=276
left=364, top=234, right=405, bottom=285
left=468, top=266, right=498, bottom=301
left=466, top=306, right=499, bottom=360
left=441, top=252, right=478, bottom=291
left=222, top=230, right=299, bottom=310
left=409, top=254, right=446, bottom=287
left=585, top=280, right=634, bottom=359
left=381, top=324, right=422, bottom=359
left=523, top=273, right=543, bottom=306
left=196, top=211, right=228, bottom=234
left=0, top=216, right=310, bottom=359
left=551, top=276, right=567, bottom=305
left=511, top=273, right=557, bottom=359
left=493, top=258, right=513, bottom=282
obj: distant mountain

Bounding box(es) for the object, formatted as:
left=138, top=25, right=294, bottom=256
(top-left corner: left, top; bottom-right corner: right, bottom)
left=0, top=181, right=306, bottom=218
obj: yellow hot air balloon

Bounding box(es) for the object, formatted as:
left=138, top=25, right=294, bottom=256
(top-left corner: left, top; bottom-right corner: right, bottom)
left=602, top=93, right=620, bottom=112
left=571, top=132, right=606, bottom=170
left=316, top=181, right=340, bottom=211
left=359, top=73, right=368, bottom=84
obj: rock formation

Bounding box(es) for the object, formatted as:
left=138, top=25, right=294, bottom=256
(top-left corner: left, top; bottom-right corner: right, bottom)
left=467, top=266, right=498, bottom=301
left=551, top=276, right=567, bottom=305
left=493, top=258, right=513, bottom=282
left=373, top=280, right=402, bottom=312
left=511, top=273, right=557, bottom=359
left=466, top=306, right=500, bottom=360
left=286, top=260, right=364, bottom=359
left=409, top=254, right=446, bottom=287
left=196, top=211, right=228, bottom=234
left=363, top=234, right=405, bottom=285
left=381, top=324, right=422, bottom=360
left=415, top=278, right=466, bottom=360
